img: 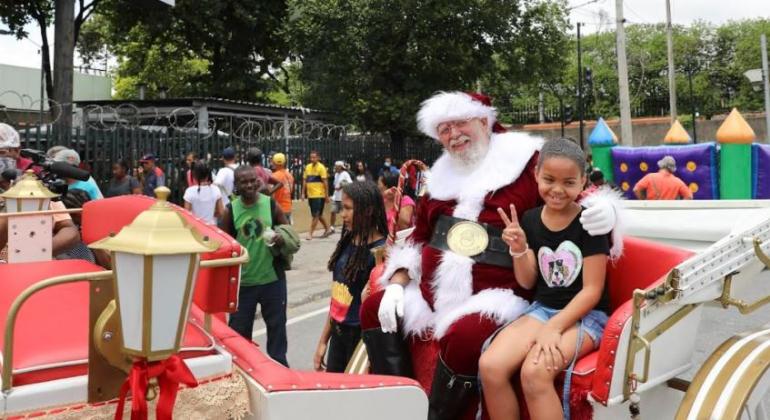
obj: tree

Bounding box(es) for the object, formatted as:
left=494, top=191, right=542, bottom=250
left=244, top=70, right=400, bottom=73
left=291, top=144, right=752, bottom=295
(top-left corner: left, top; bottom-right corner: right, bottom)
left=288, top=0, right=570, bottom=149
left=0, top=0, right=103, bottom=129
left=78, top=0, right=290, bottom=100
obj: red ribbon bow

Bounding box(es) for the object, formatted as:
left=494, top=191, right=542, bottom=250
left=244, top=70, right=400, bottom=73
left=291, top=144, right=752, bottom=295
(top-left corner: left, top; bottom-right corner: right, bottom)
left=114, top=355, right=199, bottom=420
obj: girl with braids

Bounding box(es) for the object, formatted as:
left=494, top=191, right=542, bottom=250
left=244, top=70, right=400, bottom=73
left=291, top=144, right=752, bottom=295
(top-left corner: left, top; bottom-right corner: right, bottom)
left=183, top=160, right=224, bottom=225
left=314, top=180, right=388, bottom=372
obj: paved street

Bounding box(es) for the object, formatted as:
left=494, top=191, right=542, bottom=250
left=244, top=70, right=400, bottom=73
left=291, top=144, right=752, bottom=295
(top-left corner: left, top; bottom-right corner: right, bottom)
left=248, top=232, right=770, bottom=407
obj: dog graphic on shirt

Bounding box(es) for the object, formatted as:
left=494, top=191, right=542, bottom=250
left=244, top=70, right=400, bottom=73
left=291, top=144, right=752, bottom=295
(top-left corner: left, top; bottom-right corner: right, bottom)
left=537, top=240, right=583, bottom=288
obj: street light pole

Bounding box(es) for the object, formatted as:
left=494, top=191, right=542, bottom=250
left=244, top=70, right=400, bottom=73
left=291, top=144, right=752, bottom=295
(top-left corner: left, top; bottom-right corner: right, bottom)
left=761, top=34, right=770, bottom=143
left=665, top=0, right=677, bottom=122
left=577, top=22, right=585, bottom=149
left=615, top=0, right=633, bottom=145
left=688, top=67, right=698, bottom=143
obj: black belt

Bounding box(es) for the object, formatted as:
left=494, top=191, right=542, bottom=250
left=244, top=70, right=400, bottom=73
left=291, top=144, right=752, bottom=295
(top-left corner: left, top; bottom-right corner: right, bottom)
left=429, top=215, right=512, bottom=269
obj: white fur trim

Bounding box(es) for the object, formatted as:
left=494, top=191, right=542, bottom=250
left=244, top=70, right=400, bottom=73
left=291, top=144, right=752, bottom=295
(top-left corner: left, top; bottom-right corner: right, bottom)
left=401, top=280, right=434, bottom=338
left=580, top=186, right=626, bottom=260
left=431, top=251, right=475, bottom=313
left=427, top=132, right=543, bottom=201
left=378, top=241, right=422, bottom=288
left=432, top=288, right=530, bottom=339
left=417, top=92, right=497, bottom=140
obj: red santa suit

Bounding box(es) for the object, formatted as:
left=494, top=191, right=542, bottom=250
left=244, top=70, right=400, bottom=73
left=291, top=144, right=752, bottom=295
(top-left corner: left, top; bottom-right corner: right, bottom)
left=361, top=131, right=545, bottom=403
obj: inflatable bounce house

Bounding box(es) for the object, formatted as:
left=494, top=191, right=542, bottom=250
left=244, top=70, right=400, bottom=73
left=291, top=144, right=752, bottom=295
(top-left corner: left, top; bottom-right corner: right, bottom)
left=589, top=109, right=770, bottom=200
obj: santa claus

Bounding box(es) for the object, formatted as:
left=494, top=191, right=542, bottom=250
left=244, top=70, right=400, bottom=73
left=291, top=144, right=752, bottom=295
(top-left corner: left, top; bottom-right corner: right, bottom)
left=359, top=91, right=621, bottom=420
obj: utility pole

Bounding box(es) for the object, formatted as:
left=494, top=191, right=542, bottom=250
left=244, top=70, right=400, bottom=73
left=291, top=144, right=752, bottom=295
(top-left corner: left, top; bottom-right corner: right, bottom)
left=615, top=0, right=633, bottom=145
left=577, top=22, right=585, bottom=149
left=762, top=34, right=770, bottom=143
left=666, top=0, right=677, bottom=122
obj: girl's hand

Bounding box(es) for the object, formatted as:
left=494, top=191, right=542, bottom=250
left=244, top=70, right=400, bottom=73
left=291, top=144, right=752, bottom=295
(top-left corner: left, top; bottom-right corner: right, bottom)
left=497, top=204, right=527, bottom=254
left=531, top=325, right=565, bottom=371
left=314, top=341, right=328, bottom=371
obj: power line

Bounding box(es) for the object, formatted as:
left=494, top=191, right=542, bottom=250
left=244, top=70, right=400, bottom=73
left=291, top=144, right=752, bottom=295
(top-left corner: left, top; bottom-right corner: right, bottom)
left=567, top=0, right=601, bottom=11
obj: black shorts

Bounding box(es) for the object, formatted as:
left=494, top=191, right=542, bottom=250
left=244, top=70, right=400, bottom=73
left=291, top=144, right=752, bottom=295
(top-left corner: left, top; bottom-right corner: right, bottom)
left=308, top=197, right=325, bottom=217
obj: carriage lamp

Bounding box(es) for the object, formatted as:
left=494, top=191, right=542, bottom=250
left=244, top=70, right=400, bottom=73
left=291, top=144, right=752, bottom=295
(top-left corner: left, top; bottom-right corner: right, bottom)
left=0, top=170, right=58, bottom=213
left=89, top=187, right=218, bottom=361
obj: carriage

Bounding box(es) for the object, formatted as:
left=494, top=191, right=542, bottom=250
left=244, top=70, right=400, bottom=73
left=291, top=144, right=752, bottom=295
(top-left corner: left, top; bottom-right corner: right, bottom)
left=1, top=168, right=769, bottom=419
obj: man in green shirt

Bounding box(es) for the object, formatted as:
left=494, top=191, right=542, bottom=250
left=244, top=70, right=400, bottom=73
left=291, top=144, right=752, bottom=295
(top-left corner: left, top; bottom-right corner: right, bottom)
left=221, top=165, right=290, bottom=366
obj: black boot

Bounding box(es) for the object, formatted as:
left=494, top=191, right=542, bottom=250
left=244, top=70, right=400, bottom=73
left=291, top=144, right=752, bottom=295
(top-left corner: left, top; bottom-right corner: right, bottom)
left=428, top=357, right=478, bottom=420
left=361, top=328, right=414, bottom=377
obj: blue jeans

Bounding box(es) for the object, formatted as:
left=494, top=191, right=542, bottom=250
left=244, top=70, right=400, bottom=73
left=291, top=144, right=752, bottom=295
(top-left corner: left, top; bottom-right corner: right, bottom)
left=229, top=273, right=289, bottom=367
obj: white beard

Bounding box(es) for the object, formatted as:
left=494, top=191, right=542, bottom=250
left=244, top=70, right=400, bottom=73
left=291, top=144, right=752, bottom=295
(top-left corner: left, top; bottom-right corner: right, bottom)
left=447, top=135, right=489, bottom=170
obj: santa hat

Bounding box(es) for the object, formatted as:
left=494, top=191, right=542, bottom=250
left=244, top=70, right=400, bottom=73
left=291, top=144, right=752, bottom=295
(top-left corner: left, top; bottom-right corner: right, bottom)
left=416, top=91, right=506, bottom=140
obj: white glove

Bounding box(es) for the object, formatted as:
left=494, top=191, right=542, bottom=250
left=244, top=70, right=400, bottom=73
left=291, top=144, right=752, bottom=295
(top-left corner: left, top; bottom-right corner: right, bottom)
left=580, top=198, right=616, bottom=236
left=378, top=283, right=405, bottom=333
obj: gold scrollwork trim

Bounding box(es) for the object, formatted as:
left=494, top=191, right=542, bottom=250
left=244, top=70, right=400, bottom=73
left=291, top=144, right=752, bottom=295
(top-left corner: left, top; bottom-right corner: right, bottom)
left=719, top=272, right=770, bottom=315
left=752, top=237, right=770, bottom=269
left=623, top=289, right=697, bottom=400
left=2, top=270, right=114, bottom=392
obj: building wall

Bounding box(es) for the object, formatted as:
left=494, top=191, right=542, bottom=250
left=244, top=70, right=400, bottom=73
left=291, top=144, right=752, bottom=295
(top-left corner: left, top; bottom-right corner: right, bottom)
left=0, top=63, right=111, bottom=111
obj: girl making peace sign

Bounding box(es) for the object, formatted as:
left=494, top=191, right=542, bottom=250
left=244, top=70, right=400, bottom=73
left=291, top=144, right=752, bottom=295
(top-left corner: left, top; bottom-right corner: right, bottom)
left=479, top=138, right=611, bottom=420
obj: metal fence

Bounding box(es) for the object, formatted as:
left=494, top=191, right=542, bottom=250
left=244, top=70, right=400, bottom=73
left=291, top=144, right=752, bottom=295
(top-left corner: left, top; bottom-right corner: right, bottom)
left=15, top=125, right=442, bottom=204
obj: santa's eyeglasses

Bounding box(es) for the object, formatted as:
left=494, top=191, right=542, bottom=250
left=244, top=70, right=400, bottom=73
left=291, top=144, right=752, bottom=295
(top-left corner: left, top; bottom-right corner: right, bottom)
left=437, top=118, right=474, bottom=138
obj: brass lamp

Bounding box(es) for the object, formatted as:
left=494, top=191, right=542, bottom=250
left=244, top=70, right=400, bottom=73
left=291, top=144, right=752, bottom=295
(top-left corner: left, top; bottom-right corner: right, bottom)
left=89, top=187, right=218, bottom=361
left=0, top=170, right=59, bottom=213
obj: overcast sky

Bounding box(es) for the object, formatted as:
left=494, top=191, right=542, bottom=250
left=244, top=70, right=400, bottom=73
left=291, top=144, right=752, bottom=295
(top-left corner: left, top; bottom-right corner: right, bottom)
left=0, top=1, right=769, bottom=69
left=569, top=0, right=770, bottom=33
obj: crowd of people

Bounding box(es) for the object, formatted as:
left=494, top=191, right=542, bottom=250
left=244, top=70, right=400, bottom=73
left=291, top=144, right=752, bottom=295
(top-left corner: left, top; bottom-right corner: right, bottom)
left=0, top=87, right=702, bottom=419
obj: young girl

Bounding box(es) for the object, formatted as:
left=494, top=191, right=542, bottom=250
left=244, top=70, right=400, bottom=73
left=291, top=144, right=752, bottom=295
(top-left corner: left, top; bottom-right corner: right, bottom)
left=183, top=160, right=224, bottom=225
left=314, top=181, right=387, bottom=372
left=378, top=172, right=415, bottom=232
left=479, top=138, right=611, bottom=420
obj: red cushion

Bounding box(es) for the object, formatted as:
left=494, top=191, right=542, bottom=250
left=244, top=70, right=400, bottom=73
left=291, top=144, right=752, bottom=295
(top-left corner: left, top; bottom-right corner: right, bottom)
left=605, top=237, right=694, bottom=311
left=81, top=196, right=241, bottom=314
left=589, top=236, right=693, bottom=405
left=192, top=305, right=423, bottom=392
left=0, top=260, right=214, bottom=387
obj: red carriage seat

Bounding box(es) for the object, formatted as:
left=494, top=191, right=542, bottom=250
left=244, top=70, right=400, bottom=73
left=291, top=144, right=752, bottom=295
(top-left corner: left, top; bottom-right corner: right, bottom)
left=400, top=236, right=693, bottom=419
left=0, top=195, right=245, bottom=389
left=570, top=236, right=694, bottom=409
left=0, top=260, right=215, bottom=388
left=80, top=195, right=242, bottom=314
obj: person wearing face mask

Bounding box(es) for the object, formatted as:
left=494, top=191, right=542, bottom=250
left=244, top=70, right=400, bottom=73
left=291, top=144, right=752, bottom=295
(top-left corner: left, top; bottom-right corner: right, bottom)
left=0, top=123, right=39, bottom=175
left=378, top=156, right=399, bottom=179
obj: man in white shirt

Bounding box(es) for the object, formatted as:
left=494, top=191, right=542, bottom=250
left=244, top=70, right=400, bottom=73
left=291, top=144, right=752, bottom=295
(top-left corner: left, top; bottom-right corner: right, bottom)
left=330, top=160, right=352, bottom=233
left=214, top=147, right=239, bottom=205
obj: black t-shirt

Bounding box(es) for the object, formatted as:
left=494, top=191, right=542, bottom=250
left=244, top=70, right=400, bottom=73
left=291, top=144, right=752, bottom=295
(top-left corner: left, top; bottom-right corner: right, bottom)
left=521, top=206, right=611, bottom=314
left=330, top=237, right=386, bottom=326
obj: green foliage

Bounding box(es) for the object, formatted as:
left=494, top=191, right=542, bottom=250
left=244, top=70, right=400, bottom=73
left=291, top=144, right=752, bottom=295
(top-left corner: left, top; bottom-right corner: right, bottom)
left=548, top=19, right=770, bottom=121
left=288, top=0, right=570, bottom=136
left=77, top=0, right=290, bottom=100
left=0, top=1, right=53, bottom=38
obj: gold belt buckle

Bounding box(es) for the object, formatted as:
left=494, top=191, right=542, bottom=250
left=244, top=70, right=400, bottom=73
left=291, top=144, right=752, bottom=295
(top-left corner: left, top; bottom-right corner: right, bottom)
left=446, top=221, right=489, bottom=257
